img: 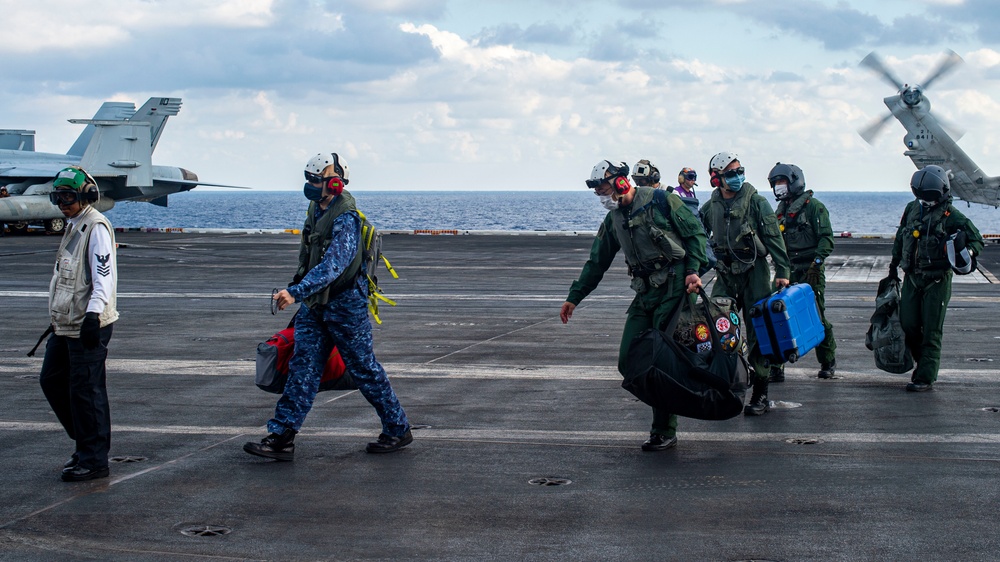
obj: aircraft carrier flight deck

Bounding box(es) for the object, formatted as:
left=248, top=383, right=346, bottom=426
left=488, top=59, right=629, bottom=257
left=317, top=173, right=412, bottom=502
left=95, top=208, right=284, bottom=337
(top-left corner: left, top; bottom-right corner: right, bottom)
left=1, top=232, right=999, bottom=561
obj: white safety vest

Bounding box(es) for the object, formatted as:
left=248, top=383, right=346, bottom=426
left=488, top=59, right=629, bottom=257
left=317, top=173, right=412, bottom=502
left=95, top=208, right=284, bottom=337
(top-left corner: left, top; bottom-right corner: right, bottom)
left=49, top=206, right=119, bottom=336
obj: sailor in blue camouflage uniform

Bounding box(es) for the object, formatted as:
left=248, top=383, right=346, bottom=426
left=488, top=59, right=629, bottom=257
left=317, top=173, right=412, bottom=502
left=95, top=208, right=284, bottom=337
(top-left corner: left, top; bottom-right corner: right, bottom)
left=244, top=153, right=411, bottom=461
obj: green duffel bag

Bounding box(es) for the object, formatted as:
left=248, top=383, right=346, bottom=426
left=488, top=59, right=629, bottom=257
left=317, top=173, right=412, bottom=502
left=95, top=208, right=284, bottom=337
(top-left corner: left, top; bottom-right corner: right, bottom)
left=865, top=275, right=914, bottom=374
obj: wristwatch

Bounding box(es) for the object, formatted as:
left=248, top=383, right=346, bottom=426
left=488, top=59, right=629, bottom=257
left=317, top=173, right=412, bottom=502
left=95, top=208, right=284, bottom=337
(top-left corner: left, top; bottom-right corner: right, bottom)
left=814, top=258, right=823, bottom=266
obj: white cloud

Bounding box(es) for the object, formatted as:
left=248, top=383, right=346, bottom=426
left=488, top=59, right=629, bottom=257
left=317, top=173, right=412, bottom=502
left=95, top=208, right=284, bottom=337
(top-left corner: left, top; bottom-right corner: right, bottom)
left=966, top=48, right=1000, bottom=68
left=3, top=3, right=1000, bottom=197
left=0, top=0, right=276, bottom=53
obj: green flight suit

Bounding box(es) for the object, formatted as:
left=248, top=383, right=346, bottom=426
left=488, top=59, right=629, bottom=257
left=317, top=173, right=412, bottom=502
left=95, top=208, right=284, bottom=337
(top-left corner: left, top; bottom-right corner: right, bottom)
left=775, top=190, right=836, bottom=367
left=700, top=182, right=791, bottom=380
left=890, top=198, right=984, bottom=384
left=566, top=187, right=708, bottom=437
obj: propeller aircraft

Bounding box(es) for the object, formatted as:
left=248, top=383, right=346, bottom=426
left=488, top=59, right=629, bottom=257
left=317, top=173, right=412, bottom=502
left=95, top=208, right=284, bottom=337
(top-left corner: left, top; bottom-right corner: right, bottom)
left=858, top=50, right=999, bottom=208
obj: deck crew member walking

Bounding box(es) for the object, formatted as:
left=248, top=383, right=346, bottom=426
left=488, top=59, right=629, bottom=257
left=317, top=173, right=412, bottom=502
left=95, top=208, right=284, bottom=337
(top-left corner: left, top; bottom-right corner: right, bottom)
left=244, top=153, right=411, bottom=460
left=889, top=165, right=984, bottom=392
left=38, top=166, right=118, bottom=482
left=561, top=160, right=708, bottom=451
left=766, top=163, right=837, bottom=382
left=699, top=152, right=790, bottom=416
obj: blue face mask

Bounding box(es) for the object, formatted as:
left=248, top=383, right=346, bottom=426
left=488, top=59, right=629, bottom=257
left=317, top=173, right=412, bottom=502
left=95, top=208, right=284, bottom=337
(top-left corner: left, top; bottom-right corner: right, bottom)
left=724, top=174, right=745, bottom=191
left=303, top=182, right=324, bottom=201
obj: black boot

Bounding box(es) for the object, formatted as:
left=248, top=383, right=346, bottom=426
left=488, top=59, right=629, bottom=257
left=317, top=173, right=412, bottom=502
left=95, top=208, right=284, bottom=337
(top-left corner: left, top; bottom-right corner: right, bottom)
left=767, top=365, right=785, bottom=383
left=641, top=433, right=678, bottom=451
left=744, top=377, right=770, bottom=416
left=818, top=360, right=837, bottom=379
left=243, top=428, right=296, bottom=461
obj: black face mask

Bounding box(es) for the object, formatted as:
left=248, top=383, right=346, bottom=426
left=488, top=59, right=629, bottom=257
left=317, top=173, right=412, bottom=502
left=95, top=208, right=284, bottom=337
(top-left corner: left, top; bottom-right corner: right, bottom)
left=303, top=182, right=324, bottom=201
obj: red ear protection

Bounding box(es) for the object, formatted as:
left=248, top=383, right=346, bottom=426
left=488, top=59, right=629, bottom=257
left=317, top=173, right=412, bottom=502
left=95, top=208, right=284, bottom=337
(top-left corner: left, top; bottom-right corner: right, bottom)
left=710, top=171, right=722, bottom=188
left=326, top=177, right=345, bottom=197
left=612, top=175, right=630, bottom=195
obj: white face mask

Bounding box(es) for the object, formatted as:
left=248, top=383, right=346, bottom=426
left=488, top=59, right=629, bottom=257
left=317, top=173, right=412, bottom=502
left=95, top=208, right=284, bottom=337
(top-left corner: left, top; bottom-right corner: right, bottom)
left=773, top=183, right=789, bottom=199
left=599, top=194, right=619, bottom=210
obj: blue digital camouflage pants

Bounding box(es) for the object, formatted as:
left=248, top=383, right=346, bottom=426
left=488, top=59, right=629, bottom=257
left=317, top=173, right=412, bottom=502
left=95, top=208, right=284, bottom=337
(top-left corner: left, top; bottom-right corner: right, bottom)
left=268, top=287, right=409, bottom=437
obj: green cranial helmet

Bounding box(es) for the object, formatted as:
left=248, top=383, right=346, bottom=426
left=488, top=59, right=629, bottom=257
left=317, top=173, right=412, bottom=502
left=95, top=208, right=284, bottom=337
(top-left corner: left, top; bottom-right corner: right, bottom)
left=52, top=167, right=89, bottom=191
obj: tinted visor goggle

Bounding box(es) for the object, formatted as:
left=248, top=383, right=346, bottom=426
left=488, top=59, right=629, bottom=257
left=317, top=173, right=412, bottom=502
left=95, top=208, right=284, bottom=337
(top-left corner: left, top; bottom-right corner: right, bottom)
left=683, top=170, right=697, bottom=181
left=304, top=171, right=324, bottom=184
left=722, top=167, right=745, bottom=179
left=585, top=178, right=607, bottom=189
left=49, top=190, right=82, bottom=206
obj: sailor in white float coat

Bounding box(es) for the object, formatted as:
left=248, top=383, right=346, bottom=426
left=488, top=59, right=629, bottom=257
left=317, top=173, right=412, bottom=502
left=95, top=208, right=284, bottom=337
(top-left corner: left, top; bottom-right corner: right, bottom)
left=37, top=166, right=118, bottom=483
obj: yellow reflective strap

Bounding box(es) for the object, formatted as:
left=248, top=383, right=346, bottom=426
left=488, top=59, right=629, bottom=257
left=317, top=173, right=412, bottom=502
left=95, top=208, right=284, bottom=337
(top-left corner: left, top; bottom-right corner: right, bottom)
left=373, top=291, right=396, bottom=306
left=382, top=255, right=398, bottom=279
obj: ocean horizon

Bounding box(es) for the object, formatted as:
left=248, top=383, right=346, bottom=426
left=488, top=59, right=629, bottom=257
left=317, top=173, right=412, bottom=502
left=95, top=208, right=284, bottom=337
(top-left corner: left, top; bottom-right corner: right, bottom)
left=102, top=190, right=1000, bottom=235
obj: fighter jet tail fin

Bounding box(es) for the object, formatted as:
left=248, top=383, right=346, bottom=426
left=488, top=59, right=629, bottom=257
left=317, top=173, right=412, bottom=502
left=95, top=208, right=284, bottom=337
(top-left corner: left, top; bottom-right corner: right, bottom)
left=67, top=101, right=137, bottom=157
left=0, top=129, right=36, bottom=151
left=129, top=98, right=182, bottom=153
left=78, top=122, right=154, bottom=188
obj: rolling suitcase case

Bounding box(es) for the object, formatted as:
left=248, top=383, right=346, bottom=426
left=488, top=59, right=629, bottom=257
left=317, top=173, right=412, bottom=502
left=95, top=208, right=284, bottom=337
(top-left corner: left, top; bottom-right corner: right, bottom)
left=748, top=283, right=825, bottom=365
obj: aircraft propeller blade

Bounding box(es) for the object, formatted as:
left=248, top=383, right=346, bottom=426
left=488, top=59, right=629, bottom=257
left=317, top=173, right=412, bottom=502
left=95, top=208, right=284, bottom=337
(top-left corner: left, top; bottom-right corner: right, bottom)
left=921, top=49, right=963, bottom=92
left=859, top=111, right=895, bottom=144
left=932, top=111, right=966, bottom=142
left=860, top=52, right=904, bottom=91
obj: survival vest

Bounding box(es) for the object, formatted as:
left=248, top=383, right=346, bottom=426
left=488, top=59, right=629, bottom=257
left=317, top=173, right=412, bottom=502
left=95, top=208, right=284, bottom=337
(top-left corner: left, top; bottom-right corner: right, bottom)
left=611, top=187, right=687, bottom=294
left=775, top=190, right=819, bottom=265
left=704, top=183, right=768, bottom=275
left=897, top=200, right=952, bottom=277
left=49, top=205, right=118, bottom=336
left=356, top=209, right=398, bottom=324
left=295, top=191, right=398, bottom=322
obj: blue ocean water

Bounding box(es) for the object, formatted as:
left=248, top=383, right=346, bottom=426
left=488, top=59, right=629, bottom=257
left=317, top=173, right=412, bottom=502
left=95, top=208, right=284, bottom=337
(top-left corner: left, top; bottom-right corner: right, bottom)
left=102, top=190, right=1000, bottom=234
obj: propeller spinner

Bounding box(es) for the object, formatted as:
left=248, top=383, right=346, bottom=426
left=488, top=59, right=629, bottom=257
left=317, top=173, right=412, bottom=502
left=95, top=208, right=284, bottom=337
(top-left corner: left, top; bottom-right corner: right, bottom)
left=858, top=50, right=964, bottom=144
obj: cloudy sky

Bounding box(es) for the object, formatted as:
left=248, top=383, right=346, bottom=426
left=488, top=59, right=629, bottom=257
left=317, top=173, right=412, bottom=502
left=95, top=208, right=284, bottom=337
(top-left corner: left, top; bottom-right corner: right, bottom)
left=2, top=0, right=1000, bottom=194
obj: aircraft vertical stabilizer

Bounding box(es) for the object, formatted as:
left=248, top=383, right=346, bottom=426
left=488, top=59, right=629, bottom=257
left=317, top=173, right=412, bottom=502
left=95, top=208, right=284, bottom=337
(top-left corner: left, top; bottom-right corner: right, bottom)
left=66, top=102, right=137, bottom=157
left=79, top=123, right=153, bottom=187
left=0, top=129, right=35, bottom=151
left=131, top=98, right=182, bottom=153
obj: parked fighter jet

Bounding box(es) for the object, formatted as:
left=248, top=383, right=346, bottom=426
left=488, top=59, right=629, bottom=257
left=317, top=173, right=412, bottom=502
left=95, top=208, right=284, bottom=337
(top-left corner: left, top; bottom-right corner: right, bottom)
left=859, top=50, right=1000, bottom=208
left=0, top=97, right=245, bottom=234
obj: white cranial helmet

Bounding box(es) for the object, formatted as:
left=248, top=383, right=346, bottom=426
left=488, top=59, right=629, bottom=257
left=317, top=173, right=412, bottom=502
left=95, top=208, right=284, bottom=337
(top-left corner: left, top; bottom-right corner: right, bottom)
left=709, top=151, right=739, bottom=172
left=305, top=153, right=350, bottom=184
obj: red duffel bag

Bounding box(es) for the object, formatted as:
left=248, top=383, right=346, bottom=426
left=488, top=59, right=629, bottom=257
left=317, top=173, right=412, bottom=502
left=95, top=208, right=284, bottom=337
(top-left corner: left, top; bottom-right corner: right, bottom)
left=255, top=327, right=356, bottom=393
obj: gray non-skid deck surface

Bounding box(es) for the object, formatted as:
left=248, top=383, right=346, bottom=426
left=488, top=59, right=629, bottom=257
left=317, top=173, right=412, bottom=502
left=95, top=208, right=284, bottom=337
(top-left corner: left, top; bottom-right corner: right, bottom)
left=1, top=232, right=998, bottom=561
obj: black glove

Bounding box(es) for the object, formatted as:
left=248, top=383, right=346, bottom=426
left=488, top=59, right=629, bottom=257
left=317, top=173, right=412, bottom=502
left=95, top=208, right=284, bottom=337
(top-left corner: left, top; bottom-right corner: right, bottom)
left=805, top=266, right=821, bottom=287
left=80, top=312, right=101, bottom=349
left=888, top=265, right=899, bottom=280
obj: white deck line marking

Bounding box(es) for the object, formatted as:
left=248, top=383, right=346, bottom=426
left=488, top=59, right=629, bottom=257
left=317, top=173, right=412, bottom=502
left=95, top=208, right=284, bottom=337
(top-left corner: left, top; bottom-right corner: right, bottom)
left=0, top=433, right=246, bottom=531
left=322, top=389, right=359, bottom=404
left=1, top=359, right=998, bottom=381
left=423, top=316, right=561, bottom=364
left=2, top=421, right=999, bottom=445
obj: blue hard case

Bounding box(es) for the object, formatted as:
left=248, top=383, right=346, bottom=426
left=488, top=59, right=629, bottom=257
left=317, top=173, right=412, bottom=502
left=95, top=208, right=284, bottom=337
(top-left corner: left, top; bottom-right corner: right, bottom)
left=748, top=284, right=825, bottom=365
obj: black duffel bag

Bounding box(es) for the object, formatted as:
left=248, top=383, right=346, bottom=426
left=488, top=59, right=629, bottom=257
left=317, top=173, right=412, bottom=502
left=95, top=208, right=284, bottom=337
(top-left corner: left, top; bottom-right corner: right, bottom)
left=623, top=288, right=749, bottom=420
